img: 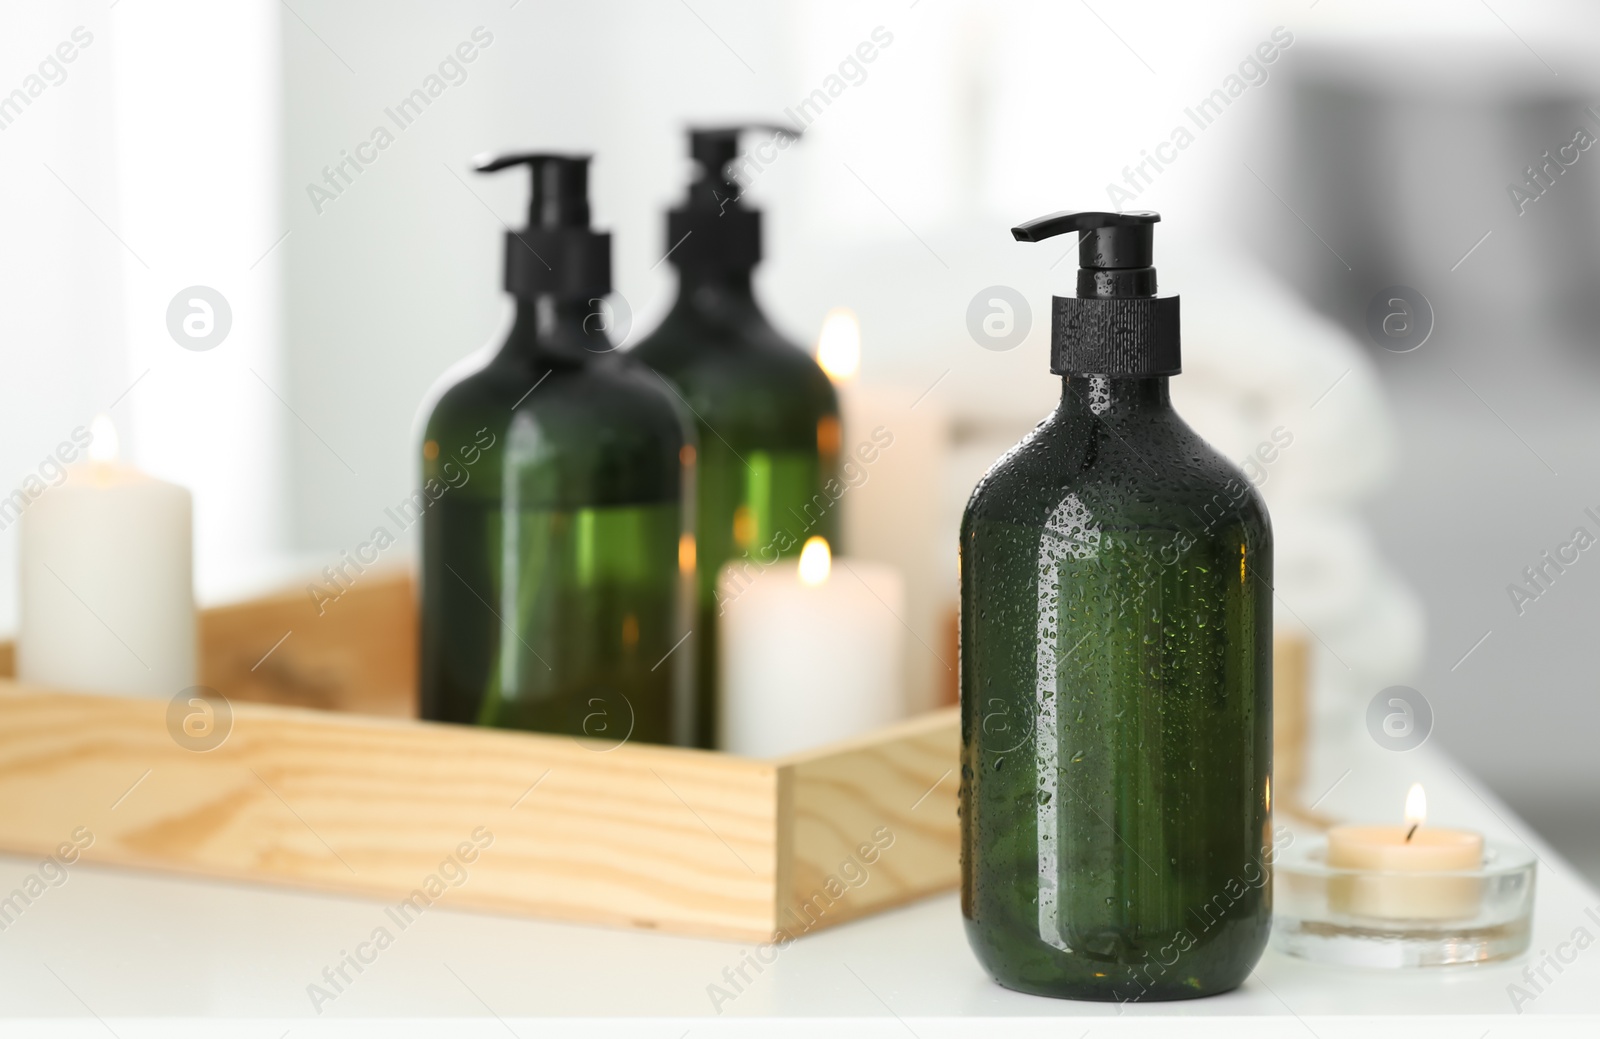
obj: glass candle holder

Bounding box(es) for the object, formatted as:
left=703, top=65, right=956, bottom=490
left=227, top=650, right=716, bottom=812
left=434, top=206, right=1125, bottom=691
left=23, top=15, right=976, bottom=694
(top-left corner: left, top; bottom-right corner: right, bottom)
left=1273, top=837, right=1536, bottom=967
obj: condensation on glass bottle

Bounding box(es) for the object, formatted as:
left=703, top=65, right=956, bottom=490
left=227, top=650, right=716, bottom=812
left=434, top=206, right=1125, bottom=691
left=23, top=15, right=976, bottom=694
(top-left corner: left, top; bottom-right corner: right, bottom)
left=960, top=211, right=1274, bottom=1001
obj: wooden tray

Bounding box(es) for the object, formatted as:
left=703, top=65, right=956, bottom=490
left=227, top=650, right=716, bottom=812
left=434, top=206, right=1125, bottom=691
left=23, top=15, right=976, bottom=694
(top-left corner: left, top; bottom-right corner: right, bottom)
left=0, top=572, right=959, bottom=942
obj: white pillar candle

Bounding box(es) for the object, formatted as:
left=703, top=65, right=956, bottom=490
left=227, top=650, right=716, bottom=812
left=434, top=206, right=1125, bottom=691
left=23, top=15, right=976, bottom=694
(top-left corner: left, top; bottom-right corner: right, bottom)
left=816, top=308, right=951, bottom=715
left=18, top=416, right=196, bottom=697
left=718, top=537, right=904, bottom=757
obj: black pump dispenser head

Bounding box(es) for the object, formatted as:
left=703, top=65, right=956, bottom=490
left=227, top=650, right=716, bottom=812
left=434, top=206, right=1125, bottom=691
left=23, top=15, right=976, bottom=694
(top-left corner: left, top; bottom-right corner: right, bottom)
left=474, top=152, right=610, bottom=301
left=1011, top=209, right=1180, bottom=377
left=668, top=124, right=799, bottom=274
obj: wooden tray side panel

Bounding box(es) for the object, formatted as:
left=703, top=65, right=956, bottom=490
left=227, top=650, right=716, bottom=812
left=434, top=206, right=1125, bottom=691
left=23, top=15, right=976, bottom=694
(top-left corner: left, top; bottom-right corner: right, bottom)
left=198, top=569, right=417, bottom=717
left=0, top=685, right=782, bottom=941
left=776, top=708, right=960, bottom=937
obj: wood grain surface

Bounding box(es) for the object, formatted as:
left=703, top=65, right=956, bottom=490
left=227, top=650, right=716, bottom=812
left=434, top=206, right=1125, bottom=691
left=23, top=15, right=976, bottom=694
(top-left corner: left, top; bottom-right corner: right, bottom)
left=776, top=707, right=960, bottom=936
left=0, top=684, right=786, bottom=940
left=196, top=568, right=418, bottom=717
left=0, top=573, right=963, bottom=941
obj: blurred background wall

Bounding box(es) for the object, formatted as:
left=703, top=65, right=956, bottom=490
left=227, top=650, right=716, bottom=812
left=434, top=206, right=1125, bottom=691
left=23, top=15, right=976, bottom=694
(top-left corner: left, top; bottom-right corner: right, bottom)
left=3, top=0, right=1599, bottom=876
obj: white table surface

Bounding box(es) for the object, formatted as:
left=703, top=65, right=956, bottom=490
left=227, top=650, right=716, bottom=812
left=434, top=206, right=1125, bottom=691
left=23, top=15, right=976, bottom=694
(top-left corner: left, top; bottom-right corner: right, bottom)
left=1, top=725, right=1596, bottom=1038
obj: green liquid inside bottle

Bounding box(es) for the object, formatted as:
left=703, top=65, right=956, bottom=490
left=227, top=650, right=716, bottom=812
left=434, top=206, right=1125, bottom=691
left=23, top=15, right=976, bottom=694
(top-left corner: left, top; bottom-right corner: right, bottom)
left=420, top=298, right=694, bottom=746
left=436, top=499, right=684, bottom=741
left=960, top=376, right=1273, bottom=1001
left=633, top=270, right=839, bottom=748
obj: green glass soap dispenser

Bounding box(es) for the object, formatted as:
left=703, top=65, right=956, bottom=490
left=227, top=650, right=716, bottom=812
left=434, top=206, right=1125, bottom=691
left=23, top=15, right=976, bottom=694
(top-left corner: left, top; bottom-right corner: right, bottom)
left=632, top=125, right=840, bottom=749
left=420, top=153, right=695, bottom=748
left=960, top=211, right=1273, bottom=1001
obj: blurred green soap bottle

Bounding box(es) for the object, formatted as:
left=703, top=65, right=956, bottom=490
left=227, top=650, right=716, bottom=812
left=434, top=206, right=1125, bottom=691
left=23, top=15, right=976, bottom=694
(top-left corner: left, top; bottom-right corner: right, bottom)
left=631, top=125, right=840, bottom=749
left=419, top=153, right=696, bottom=747
left=960, top=211, right=1273, bottom=1000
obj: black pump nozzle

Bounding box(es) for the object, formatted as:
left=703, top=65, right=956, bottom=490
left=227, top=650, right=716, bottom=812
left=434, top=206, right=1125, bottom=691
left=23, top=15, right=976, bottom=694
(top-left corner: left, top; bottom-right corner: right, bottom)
left=476, top=152, right=594, bottom=228
left=474, top=152, right=610, bottom=300
left=1011, top=210, right=1161, bottom=299
left=684, top=124, right=800, bottom=211
left=669, top=123, right=800, bottom=273
left=1011, top=208, right=1178, bottom=376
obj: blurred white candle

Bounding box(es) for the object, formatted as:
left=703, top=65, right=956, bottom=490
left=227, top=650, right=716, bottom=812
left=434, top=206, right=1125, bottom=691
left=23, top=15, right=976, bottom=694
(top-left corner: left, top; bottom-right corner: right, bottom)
left=19, top=416, right=196, bottom=697
left=817, top=308, right=950, bottom=714
left=719, top=537, right=903, bottom=757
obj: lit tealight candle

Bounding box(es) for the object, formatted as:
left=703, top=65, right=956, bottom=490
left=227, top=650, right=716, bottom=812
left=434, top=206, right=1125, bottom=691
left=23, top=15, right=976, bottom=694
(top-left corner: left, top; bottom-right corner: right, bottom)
left=1326, top=784, right=1485, bottom=920
left=18, top=415, right=196, bottom=698
left=718, top=536, right=903, bottom=757
left=816, top=308, right=948, bottom=715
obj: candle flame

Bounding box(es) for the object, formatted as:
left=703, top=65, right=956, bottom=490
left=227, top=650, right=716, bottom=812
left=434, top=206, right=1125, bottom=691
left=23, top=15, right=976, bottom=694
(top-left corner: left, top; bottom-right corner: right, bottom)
left=816, top=308, right=860, bottom=383
left=1404, top=782, right=1427, bottom=829
left=88, top=414, right=120, bottom=465
left=798, top=536, right=832, bottom=586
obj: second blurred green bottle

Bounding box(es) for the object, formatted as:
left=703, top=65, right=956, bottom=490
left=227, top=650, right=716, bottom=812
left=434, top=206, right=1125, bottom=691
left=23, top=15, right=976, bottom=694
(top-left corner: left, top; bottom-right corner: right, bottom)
left=419, top=154, right=696, bottom=747
left=632, top=126, right=841, bottom=749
